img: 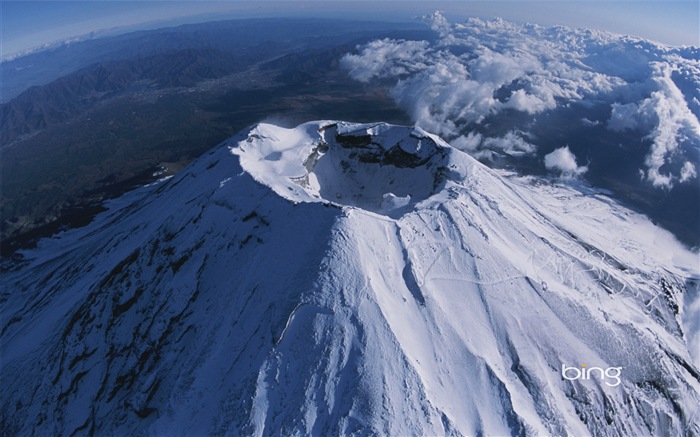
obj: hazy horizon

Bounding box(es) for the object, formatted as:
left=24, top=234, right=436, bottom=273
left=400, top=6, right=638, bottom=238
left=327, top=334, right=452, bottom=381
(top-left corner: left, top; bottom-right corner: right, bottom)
left=2, top=1, right=699, bottom=60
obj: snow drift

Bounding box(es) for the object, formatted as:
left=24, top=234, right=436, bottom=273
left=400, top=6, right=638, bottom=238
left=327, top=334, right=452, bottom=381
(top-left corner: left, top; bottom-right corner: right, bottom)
left=1, top=121, right=698, bottom=435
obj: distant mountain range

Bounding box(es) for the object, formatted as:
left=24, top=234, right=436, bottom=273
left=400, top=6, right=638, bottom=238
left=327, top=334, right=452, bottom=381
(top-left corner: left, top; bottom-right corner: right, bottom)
left=0, top=18, right=429, bottom=103
left=2, top=48, right=243, bottom=144
left=0, top=19, right=430, bottom=255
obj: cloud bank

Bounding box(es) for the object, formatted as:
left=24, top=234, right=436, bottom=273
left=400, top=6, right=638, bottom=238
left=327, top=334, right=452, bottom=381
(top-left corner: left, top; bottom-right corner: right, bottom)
left=341, top=12, right=700, bottom=189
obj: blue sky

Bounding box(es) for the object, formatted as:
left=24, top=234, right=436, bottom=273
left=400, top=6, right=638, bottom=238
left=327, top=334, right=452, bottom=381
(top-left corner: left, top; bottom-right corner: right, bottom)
left=2, top=1, right=699, bottom=58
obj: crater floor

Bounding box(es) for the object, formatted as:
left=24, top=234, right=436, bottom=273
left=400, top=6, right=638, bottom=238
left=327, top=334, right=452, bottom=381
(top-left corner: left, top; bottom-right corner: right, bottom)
left=233, top=121, right=458, bottom=215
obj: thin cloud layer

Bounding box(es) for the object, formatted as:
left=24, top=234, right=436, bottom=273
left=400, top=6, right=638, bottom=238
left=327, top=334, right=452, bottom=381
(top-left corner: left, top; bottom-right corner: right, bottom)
left=452, top=131, right=536, bottom=160
left=341, top=12, right=700, bottom=188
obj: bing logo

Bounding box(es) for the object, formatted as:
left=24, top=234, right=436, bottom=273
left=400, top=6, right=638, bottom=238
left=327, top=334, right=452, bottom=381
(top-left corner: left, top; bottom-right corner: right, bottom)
left=561, top=363, right=622, bottom=387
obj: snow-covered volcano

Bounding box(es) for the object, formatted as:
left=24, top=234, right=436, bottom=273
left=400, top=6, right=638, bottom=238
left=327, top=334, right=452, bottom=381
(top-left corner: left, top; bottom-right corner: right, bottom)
left=2, top=121, right=699, bottom=435
left=234, top=122, right=451, bottom=215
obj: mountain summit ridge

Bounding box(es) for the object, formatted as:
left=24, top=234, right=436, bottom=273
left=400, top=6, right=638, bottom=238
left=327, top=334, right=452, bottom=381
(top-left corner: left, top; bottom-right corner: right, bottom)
left=234, top=121, right=458, bottom=216
left=2, top=121, right=698, bottom=435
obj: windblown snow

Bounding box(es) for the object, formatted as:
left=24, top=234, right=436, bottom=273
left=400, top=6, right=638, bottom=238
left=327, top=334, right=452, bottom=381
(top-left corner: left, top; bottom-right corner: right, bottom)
left=1, top=121, right=699, bottom=436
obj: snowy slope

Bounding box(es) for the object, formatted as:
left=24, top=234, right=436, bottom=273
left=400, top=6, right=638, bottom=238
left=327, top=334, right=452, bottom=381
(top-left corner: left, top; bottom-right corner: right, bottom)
left=1, top=121, right=699, bottom=436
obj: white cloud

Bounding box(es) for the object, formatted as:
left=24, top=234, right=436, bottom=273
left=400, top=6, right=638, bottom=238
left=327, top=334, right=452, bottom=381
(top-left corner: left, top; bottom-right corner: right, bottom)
left=641, top=63, right=700, bottom=188
left=680, top=161, right=697, bottom=183
left=608, top=102, right=641, bottom=132
left=483, top=131, right=537, bottom=156
left=423, top=10, right=451, bottom=39
left=504, top=88, right=555, bottom=114
left=452, top=131, right=536, bottom=160
left=469, top=48, right=537, bottom=86
left=605, top=63, right=700, bottom=188
left=341, top=12, right=700, bottom=188
left=544, top=146, right=588, bottom=177
left=451, top=131, right=483, bottom=152
left=339, top=39, right=430, bottom=83
left=341, top=13, right=624, bottom=150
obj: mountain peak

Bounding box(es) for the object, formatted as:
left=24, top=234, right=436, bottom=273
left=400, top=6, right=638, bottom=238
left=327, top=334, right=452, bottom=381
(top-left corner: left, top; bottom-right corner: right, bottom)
left=233, top=121, right=460, bottom=215
left=2, top=120, right=698, bottom=436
